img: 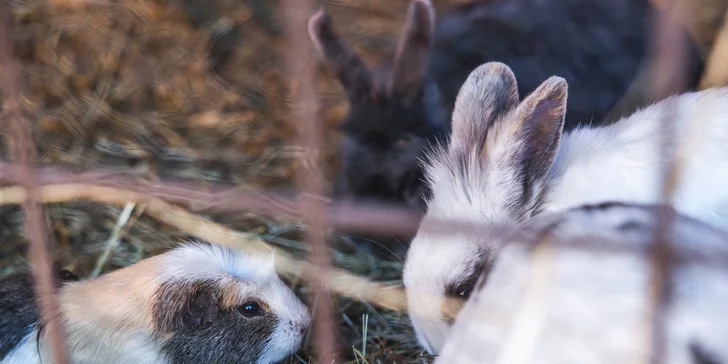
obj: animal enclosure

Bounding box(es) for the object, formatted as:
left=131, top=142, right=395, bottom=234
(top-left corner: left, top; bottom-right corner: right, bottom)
left=1, top=0, right=728, bottom=363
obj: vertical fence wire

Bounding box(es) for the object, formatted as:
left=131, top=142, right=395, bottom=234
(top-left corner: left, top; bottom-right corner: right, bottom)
left=284, top=1, right=338, bottom=363
left=647, top=3, right=689, bottom=363
left=0, top=0, right=723, bottom=363
left=0, top=1, right=67, bottom=363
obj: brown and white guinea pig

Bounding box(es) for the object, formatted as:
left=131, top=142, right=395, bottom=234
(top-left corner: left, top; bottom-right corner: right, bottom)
left=0, top=242, right=311, bottom=364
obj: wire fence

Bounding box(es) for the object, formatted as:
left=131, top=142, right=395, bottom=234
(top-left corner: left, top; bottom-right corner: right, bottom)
left=1, top=0, right=728, bottom=363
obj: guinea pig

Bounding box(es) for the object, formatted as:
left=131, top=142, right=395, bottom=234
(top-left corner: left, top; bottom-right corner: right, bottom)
left=434, top=202, right=728, bottom=364
left=402, top=61, right=728, bottom=354
left=308, top=0, right=703, bottom=256
left=0, top=242, right=311, bottom=364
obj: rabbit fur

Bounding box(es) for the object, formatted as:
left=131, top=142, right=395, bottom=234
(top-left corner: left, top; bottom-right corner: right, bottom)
left=308, top=0, right=703, bottom=259
left=434, top=202, right=728, bottom=364
left=403, top=61, right=728, bottom=354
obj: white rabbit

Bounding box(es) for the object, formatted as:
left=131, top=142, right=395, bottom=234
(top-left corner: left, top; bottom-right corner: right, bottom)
left=434, top=202, right=728, bottom=364
left=0, top=242, right=311, bottom=364
left=402, top=61, right=728, bottom=354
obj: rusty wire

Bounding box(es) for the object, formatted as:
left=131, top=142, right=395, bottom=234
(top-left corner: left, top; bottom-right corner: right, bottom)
left=3, top=164, right=728, bottom=264
left=646, top=4, right=690, bottom=363
left=283, top=1, right=338, bottom=363
left=0, top=1, right=67, bottom=362
left=0, top=160, right=424, bottom=237
left=0, top=1, right=726, bottom=363
left=3, top=172, right=728, bottom=264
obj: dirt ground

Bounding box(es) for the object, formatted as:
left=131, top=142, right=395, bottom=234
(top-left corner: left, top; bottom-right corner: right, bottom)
left=1, top=0, right=727, bottom=363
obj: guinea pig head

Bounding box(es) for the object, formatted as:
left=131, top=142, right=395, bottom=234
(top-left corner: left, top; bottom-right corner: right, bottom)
left=151, top=243, right=311, bottom=364
left=403, top=62, right=568, bottom=354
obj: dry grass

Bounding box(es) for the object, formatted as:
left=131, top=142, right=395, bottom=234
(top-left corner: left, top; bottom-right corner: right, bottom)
left=0, top=0, right=450, bottom=362
left=1, top=0, right=727, bottom=363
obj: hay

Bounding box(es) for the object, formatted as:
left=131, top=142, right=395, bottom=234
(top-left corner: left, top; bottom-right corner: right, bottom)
left=1, top=0, right=726, bottom=362
left=0, top=0, right=445, bottom=361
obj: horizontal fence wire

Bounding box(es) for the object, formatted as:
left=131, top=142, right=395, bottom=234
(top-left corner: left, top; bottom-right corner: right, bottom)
left=1, top=164, right=728, bottom=264
left=1, top=0, right=726, bottom=363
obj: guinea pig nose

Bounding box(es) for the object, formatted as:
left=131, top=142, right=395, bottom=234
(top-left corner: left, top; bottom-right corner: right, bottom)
left=301, top=317, right=312, bottom=331
left=289, top=320, right=308, bottom=334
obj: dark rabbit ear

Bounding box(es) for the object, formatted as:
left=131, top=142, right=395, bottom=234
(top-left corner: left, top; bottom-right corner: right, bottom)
left=309, top=9, right=374, bottom=102
left=449, top=62, right=520, bottom=154
left=511, top=76, right=568, bottom=195
left=390, top=0, right=436, bottom=103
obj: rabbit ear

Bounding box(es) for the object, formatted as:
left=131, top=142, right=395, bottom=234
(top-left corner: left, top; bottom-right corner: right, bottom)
left=449, top=62, right=520, bottom=154
left=309, top=9, right=374, bottom=102
left=506, top=76, right=568, bottom=200
left=390, top=0, right=436, bottom=103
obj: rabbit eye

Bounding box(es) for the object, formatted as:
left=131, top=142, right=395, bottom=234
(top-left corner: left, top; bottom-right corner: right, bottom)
left=396, top=137, right=409, bottom=147
left=446, top=280, right=476, bottom=300
left=455, top=282, right=475, bottom=299
left=446, top=254, right=494, bottom=300
left=238, top=301, right=264, bottom=318
left=446, top=274, right=478, bottom=299
left=446, top=262, right=491, bottom=300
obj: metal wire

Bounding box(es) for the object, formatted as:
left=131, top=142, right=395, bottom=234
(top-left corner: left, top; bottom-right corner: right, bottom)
left=284, top=1, right=338, bottom=363
left=647, top=4, right=691, bottom=363
left=0, top=1, right=725, bottom=364
left=0, top=0, right=67, bottom=362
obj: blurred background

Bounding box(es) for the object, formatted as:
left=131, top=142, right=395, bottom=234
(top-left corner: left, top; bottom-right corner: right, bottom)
left=1, top=0, right=728, bottom=362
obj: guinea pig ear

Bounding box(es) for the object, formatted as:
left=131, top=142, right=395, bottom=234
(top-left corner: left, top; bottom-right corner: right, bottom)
left=308, top=9, right=374, bottom=103
left=390, top=0, right=436, bottom=103
left=154, top=282, right=221, bottom=333
left=449, top=62, right=520, bottom=155
left=180, top=290, right=219, bottom=331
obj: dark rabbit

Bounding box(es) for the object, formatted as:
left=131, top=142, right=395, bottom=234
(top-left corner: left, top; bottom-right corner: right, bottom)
left=308, top=0, right=703, bottom=258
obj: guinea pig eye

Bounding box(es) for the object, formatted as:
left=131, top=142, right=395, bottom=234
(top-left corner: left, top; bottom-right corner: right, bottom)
left=238, top=301, right=264, bottom=318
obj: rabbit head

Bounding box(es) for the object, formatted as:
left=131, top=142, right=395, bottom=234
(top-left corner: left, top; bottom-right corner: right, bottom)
left=403, top=61, right=568, bottom=354
left=434, top=202, right=728, bottom=364
left=309, top=0, right=446, bottom=209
